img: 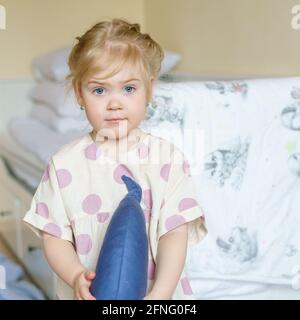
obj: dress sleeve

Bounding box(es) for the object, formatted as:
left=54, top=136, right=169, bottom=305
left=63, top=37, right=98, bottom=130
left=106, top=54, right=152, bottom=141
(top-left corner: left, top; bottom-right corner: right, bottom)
left=23, top=158, right=74, bottom=243
left=158, top=148, right=207, bottom=245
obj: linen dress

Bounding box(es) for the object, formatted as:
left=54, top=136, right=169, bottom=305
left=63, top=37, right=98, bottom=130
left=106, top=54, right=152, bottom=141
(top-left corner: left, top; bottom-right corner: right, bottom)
left=23, top=128, right=206, bottom=300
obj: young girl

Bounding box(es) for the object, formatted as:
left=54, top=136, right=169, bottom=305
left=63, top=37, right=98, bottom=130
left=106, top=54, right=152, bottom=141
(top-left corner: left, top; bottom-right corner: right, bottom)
left=23, top=18, right=206, bottom=300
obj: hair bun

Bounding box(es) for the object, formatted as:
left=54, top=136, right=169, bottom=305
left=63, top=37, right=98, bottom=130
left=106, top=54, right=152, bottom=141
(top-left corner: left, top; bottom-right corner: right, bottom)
left=131, top=23, right=140, bottom=32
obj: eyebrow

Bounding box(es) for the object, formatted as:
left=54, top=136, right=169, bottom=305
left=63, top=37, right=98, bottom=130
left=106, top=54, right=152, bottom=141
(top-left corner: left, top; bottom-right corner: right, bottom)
left=88, top=78, right=141, bottom=85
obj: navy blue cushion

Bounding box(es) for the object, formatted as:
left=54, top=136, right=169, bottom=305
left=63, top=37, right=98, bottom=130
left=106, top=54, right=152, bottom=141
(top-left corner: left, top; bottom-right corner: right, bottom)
left=90, top=175, right=148, bottom=300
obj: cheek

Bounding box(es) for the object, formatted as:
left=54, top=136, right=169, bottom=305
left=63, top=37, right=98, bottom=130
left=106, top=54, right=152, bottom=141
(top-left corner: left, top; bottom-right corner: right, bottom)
left=134, top=94, right=147, bottom=112
left=83, top=92, right=98, bottom=105
left=129, top=101, right=146, bottom=119
left=137, top=105, right=146, bottom=118
left=85, top=108, right=104, bottom=129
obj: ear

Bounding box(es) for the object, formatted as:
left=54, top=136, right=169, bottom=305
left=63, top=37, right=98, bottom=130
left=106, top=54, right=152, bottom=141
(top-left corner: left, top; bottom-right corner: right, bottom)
left=74, top=84, right=85, bottom=107
left=148, top=77, right=154, bottom=100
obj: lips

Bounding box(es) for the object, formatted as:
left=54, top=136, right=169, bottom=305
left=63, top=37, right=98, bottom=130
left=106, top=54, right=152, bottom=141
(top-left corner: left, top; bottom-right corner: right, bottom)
left=106, top=118, right=125, bottom=121
left=105, top=118, right=127, bottom=125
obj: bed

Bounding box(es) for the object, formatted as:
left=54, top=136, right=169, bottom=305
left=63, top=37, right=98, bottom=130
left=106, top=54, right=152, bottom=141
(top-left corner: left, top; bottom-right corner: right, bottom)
left=0, top=73, right=299, bottom=300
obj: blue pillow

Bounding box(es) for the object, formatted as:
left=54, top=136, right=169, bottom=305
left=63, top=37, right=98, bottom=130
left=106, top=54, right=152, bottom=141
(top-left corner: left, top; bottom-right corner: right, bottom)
left=90, top=175, right=148, bottom=300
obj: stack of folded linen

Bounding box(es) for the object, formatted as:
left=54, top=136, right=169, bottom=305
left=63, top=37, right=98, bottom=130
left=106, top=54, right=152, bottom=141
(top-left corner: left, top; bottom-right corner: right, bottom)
left=7, top=47, right=92, bottom=167
left=29, top=47, right=92, bottom=134
left=0, top=254, right=45, bottom=300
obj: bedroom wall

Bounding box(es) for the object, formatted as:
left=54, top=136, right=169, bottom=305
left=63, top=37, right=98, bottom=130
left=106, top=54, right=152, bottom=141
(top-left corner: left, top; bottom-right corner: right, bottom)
left=0, top=0, right=145, bottom=79
left=145, top=0, right=300, bottom=78
left=1, top=0, right=300, bottom=79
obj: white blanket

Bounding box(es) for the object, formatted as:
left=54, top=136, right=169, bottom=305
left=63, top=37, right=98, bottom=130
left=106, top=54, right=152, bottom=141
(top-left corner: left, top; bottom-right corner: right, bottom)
left=182, top=77, right=300, bottom=298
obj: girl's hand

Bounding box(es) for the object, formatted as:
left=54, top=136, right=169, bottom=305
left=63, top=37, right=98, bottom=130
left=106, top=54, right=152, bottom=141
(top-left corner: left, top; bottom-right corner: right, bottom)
left=73, top=270, right=96, bottom=300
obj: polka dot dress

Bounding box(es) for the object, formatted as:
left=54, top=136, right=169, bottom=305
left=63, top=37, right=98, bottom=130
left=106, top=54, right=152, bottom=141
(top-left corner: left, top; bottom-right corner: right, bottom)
left=23, top=129, right=206, bottom=300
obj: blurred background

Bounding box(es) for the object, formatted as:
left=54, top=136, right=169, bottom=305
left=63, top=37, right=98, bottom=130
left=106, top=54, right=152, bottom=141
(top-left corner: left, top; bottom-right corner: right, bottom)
left=1, top=0, right=300, bottom=79
left=0, top=0, right=299, bottom=300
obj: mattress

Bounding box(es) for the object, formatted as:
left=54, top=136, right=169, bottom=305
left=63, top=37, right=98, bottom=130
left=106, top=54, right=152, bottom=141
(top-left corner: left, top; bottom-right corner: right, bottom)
left=0, top=131, right=45, bottom=192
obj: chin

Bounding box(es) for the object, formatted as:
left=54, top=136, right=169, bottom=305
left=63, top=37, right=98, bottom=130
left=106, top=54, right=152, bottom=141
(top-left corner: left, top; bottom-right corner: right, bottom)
left=96, top=126, right=130, bottom=140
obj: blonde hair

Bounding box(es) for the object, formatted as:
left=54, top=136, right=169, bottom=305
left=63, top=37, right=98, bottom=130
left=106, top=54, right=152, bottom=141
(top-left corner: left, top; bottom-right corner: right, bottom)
left=66, top=18, right=164, bottom=102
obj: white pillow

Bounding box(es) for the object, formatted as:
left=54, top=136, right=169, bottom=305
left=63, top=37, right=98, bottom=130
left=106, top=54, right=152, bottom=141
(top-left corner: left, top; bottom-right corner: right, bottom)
left=158, top=50, right=181, bottom=76
left=30, top=103, right=92, bottom=133
left=32, top=47, right=181, bottom=81
left=32, top=47, right=71, bottom=82
left=29, top=80, right=82, bottom=117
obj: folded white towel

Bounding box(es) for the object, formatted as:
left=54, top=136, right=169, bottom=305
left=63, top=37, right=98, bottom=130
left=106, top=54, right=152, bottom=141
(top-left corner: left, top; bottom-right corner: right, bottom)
left=29, top=80, right=82, bottom=117
left=30, top=103, right=92, bottom=133
left=31, top=47, right=71, bottom=82
left=8, top=116, right=85, bottom=164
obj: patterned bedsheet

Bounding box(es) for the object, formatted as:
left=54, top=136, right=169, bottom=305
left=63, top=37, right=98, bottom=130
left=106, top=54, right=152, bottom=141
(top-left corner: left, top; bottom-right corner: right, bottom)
left=142, top=77, right=300, bottom=298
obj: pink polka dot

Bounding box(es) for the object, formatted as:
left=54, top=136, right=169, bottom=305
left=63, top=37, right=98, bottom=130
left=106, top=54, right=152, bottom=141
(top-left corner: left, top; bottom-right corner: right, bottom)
left=113, top=165, right=133, bottom=184
left=56, top=169, right=72, bottom=188
left=182, top=159, right=191, bottom=176
left=35, top=202, right=49, bottom=218
left=96, top=212, right=110, bottom=223
left=84, top=143, right=101, bottom=160
left=160, top=163, right=171, bottom=182
left=42, top=164, right=50, bottom=182
left=75, top=234, right=92, bottom=255
left=148, top=258, right=156, bottom=280
left=43, top=223, right=62, bottom=238
left=143, top=189, right=153, bottom=209
left=178, top=198, right=198, bottom=212
left=144, top=209, right=151, bottom=223
left=137, top=143, right=149, bottom=159
left=181, top=277, right=193, bottom=295
left=165, top=215, right=186, bottom=231
left=82, top=194, right=102, bottom=214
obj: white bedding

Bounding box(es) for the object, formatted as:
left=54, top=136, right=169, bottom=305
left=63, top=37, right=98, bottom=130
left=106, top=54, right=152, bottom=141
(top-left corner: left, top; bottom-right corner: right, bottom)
left=0, top=131, right=45, bottom=190
left=181, top=77, right=300, bottom=299
left=2, top=76, right=300, bottom=300
left=8, top=116, right=86, bottom=164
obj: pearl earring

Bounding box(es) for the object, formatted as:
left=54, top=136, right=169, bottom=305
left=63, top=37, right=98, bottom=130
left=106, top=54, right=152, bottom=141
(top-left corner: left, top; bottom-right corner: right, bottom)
left=80, top=105, right=85, bottom=110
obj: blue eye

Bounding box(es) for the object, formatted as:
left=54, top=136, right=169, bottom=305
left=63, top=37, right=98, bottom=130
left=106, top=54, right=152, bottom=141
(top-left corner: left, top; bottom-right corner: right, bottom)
left=93, top=87, right=105, bottom=95
left=124, top=86, right=136, bottom=93
left=92, top=86, right=136, bottom=96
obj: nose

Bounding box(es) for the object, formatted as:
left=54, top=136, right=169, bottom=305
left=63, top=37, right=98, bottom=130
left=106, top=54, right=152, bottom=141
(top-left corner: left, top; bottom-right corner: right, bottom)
left=107, top=98, right=123, bottom=110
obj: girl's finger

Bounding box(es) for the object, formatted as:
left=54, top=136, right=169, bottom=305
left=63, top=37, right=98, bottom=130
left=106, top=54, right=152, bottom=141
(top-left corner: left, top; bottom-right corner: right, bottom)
left=75, top=292, right=83, bottom=300
left=76, top=289, right=84, bottom=300
left=79, top=284, right=88, bottom=299
left=85, top=271, right=96, bottom=280
left=80, top=284, right=96, bottom=300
